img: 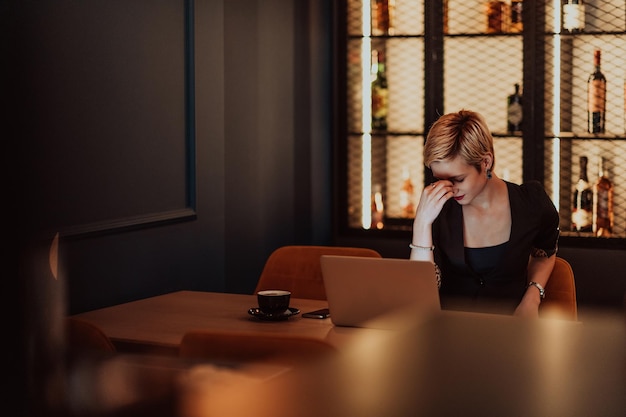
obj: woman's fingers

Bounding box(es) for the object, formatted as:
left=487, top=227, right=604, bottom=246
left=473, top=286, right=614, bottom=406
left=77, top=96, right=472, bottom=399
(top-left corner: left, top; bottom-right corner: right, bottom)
left=428, top=181, right=453, bottom=202
left=415, top=181, right=453, bottom=224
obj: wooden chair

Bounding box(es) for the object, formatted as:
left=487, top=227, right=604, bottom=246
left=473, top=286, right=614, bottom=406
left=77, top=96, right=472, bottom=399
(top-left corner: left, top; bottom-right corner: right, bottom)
left=254, top=245, right=382, bottom=300
left=179, top=330, right=338, bottom=367
left=66, top=317, right=116, bottom=358
left=540, top=257, right=578, bottom=321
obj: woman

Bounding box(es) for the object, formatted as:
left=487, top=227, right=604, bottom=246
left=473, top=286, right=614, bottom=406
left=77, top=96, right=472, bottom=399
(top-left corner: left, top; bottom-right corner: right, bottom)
left=410, top=110, right=560, bottom=317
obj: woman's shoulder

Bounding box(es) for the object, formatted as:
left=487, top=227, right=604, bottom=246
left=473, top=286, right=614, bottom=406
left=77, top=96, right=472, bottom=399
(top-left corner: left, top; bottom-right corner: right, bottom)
left=506, top=180, right=547, bottom=197
left=506, top=180, right=554, bottom=209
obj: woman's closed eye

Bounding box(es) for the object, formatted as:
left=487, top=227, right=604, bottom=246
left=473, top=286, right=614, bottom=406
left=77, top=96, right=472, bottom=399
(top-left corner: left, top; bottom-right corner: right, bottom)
left=435, top=177, right=463, bottom=184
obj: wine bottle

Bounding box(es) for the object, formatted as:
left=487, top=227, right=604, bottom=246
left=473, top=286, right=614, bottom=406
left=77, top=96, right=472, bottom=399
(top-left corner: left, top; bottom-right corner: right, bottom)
left=371, top=49, right=388, bottom=131
left=509, top=1, right=523, bottom=33
left=571, top=155, right=593, bottom=232
left=593, top=157, right=613, bottom=237
left=372, top=0, right=395, bottom=36
left=400, top=167, right=415, bottom=218
left=562, top=0, right=585, bottom=33
left=486, top=1, right=507, bottom=34
left=371, top=183, right=385, bottom=229
left=507, top=83, right=523, bottom=134
left=587, top=49, right=606, bottom=134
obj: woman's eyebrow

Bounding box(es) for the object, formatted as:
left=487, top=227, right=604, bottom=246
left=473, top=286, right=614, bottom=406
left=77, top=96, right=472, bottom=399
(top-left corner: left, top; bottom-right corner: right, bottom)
left=434, top=175, right=464, bottom=181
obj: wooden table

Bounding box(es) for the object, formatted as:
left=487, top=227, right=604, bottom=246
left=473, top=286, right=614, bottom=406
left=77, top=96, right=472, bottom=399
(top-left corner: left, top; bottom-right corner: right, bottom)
left=209, top=311, right=626, bottom=417
left=69, top=292, right=625, bottom=416
left=72, top=291, right=382, bottom=356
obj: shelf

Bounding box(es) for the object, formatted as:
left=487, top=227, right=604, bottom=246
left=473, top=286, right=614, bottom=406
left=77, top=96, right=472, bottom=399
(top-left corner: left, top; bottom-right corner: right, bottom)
left=546, top=133, right=626, bottom=140
left=338, top=225, right=626, bottom=250
left=350, top=131, right=527, bottom=138
left=548, top=31, right=626, bottom=37
left=338, top=0, right=626, bottom=247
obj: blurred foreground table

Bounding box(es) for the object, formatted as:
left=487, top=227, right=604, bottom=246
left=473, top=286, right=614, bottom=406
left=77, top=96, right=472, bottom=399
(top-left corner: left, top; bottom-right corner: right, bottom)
left=196, top=310, right=625, bottom=417
left=70, top=294, right=624, bottom=417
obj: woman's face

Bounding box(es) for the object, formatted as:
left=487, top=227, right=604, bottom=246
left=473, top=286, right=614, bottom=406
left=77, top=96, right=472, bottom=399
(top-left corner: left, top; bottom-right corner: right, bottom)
left=430, top=155, right=488, bottom=205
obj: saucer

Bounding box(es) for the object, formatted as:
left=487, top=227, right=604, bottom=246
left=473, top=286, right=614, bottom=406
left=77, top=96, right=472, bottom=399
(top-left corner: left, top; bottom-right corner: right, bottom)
left=248, top=307, right=300, bottom=321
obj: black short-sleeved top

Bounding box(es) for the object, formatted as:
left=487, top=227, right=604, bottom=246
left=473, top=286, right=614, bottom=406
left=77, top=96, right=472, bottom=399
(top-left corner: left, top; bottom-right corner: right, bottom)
left=433, top=180, right=560, bottom=314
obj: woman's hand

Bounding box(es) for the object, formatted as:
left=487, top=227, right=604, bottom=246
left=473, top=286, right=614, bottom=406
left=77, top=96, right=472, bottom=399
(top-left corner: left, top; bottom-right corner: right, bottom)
left=410, top=180, right=454, bottom=261
left=513, top=289, right=541, bottom=318
left=413, top=180, right=454, bottom=226
left=513, top=302, right=539, bottom=318
left=514, top=255, right=554, bottom=319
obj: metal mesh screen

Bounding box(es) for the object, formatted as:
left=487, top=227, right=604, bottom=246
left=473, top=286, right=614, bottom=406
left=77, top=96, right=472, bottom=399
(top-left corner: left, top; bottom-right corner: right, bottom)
left=541, top=1, right=626, bottom=239
left=343, top=0, right=626, bottom=240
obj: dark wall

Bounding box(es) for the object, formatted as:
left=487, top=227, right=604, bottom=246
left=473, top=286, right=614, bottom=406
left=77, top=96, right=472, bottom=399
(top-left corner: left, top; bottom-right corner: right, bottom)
left=12, top=0, right=623, bottom=320
left=14, top=0, right=334, bottom=315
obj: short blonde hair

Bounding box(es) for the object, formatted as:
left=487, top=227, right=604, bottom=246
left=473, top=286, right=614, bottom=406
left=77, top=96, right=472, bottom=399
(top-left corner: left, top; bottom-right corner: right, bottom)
left=424, top=109, right=495, bottom=173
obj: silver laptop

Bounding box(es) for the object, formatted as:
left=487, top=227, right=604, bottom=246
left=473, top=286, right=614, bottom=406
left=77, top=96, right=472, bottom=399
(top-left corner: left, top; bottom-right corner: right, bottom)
left=320, top=255, right=441, bottom=329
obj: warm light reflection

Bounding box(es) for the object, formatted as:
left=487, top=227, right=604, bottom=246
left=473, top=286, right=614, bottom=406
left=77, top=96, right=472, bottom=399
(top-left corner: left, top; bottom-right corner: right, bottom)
left=178, top=364, right=276, bottom=417
left=341, top=335, right=394, bottom=415
left=49, top=232, right=59, bottom=280
left=361, top=1, right=373, bottom=228
left=534, top=318, right=582, bottom=416
left=551, top=0, right=562, bottom=208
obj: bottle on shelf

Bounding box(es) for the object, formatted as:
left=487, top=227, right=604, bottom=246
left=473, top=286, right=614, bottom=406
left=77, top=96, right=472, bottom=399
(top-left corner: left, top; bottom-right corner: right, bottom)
left=371, top=183, right=385, bottom=230
left=593, top=157, right=614, bottom=238
left=507, top=83, right=523, bottom=134
left=371, top=49, right=388, bottom=131
left=562, top=0, right=585, bottom=33
left=399, top=167, right=415, bottom=218
left=485, top=1, right=508, bottom=34
left=587, top=49, right=606, bottom=134
left=571, top=155, right=593, bottom=233
left=509, top=1, right=523, bottom=33
left=372, top=0, right=395, bottom=36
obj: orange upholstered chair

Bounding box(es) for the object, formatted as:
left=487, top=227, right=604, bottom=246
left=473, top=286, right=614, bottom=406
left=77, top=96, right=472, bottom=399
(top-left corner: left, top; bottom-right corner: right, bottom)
left=539, top=257, right=578, bottom=321
left=254, top=245, right=382, bottom=300
left=66, top=317, right=116, bottom=358
left=179, top=330, right=338, bottom=367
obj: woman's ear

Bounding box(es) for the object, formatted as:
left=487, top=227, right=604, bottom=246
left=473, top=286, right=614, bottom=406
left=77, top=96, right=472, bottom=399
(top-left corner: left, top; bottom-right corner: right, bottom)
left=483, top=153, right=494, bottom=170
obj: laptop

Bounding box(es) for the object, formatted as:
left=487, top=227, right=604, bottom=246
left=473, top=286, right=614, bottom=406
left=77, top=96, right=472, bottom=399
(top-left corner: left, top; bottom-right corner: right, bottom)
left=320, top=255, right=441, bottom=329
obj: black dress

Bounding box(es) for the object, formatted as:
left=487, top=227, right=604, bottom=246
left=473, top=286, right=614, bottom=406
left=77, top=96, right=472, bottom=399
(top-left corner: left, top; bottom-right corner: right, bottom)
left=433, top=180, right=560, bottom=314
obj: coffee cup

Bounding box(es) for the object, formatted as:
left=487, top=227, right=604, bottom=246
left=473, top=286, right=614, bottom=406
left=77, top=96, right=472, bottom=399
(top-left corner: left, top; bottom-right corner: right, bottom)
left=257, top=290, right=291, bottom=315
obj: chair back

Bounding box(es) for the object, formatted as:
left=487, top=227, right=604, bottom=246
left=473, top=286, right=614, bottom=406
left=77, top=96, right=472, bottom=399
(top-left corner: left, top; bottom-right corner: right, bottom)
left=254, top=245, right=382, bottom=300
left=179, top=330, right=338, bottom=367
left=66, top=317, right=116, bottom=357
left=540, top=257, right=578, bottom=321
